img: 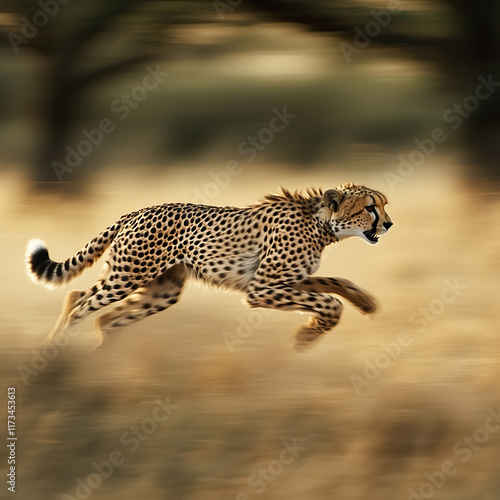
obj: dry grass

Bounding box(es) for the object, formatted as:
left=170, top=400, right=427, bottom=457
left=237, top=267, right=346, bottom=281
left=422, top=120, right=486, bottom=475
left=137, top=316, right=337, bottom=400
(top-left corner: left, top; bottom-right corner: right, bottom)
left=1, top=164, right=500, bottom=500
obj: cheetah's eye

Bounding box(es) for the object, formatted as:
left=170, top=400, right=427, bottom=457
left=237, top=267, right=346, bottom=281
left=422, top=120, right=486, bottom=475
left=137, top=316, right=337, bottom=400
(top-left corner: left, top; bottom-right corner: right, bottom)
left=365, top=205, right=375, bottom=213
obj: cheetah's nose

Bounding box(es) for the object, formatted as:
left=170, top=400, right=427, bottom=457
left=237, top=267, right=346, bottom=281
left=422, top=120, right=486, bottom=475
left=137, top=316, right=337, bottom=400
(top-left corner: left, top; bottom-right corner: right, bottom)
left=383, top=221, right=393, bottom=230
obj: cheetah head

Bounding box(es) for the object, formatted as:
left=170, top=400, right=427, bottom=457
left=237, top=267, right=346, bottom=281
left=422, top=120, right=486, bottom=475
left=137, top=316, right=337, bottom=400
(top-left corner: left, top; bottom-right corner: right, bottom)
left=324, top=183, right=393, bottom=245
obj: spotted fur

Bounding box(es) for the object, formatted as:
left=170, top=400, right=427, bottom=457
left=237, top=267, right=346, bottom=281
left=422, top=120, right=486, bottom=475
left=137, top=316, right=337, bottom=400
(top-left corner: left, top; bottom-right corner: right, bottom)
left=26, top=183, right=392, bottom=350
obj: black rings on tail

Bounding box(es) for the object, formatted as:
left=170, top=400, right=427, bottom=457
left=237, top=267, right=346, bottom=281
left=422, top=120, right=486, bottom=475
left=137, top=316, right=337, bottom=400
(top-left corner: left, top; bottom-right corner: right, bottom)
left=25, top=220, right=123, bottom=289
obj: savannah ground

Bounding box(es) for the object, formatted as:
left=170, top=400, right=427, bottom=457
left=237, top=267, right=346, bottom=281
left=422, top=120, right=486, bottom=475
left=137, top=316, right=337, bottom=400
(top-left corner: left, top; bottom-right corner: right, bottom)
left=1, top=164, right=500, bottom=500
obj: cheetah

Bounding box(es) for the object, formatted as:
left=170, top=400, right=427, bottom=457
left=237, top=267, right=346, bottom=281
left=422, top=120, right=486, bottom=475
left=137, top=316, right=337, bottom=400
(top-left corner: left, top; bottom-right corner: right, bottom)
left=26, top=183, right=393, bottom=351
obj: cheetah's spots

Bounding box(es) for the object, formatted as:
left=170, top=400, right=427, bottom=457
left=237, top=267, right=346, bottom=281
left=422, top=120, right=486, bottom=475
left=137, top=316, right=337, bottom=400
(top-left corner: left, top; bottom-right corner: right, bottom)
left=30, top=185, right=391, bottom=350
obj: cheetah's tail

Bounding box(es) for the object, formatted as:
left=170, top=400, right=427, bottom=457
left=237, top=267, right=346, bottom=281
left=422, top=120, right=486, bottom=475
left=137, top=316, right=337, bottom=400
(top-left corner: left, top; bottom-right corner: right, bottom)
left=25, top=219, right=124, bottom=289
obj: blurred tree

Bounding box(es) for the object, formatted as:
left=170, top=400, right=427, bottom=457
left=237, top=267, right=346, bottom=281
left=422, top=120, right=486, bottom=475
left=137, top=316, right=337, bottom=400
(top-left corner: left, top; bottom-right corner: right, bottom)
left=0, top=0, right=178, bottom=186
left=1, top=0, right=499, bottom=187
left=444, top=0, right=500, bottom=176
left=242, top=0, right=500, bottom=179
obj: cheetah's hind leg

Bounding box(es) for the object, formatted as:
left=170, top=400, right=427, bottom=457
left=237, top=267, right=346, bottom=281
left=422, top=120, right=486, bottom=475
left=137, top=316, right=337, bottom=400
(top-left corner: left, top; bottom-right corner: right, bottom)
left=94, top=264, right=188, bottom=349
left=42, top=290, right=83, bottom=346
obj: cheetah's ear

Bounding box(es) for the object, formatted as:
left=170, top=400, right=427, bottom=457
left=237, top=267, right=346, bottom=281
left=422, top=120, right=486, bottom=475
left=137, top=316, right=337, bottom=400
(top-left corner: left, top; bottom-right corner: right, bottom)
left=324, top=189, right=344, bottom=212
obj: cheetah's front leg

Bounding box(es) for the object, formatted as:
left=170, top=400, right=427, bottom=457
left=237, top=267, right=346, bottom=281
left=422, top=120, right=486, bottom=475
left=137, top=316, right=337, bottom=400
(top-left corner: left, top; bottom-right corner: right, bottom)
left=245, top=282, right=344, bottom=352
left=294, top=277, right=377, bottom=315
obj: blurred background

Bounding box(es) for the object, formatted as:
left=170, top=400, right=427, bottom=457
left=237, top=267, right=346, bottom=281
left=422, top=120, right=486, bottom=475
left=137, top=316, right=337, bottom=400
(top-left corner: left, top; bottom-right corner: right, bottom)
left=1, top=1, right=500, bottom=499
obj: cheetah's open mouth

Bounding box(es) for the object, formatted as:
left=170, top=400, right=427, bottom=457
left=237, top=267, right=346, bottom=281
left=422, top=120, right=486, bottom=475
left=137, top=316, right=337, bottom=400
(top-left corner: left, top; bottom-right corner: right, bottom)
left=363, top=229, right=379, bottom=244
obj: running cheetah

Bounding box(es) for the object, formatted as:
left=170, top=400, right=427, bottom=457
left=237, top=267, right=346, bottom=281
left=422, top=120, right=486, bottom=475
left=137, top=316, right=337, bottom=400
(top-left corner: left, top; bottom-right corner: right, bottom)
left=26, top=184, right=393, bottom=351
